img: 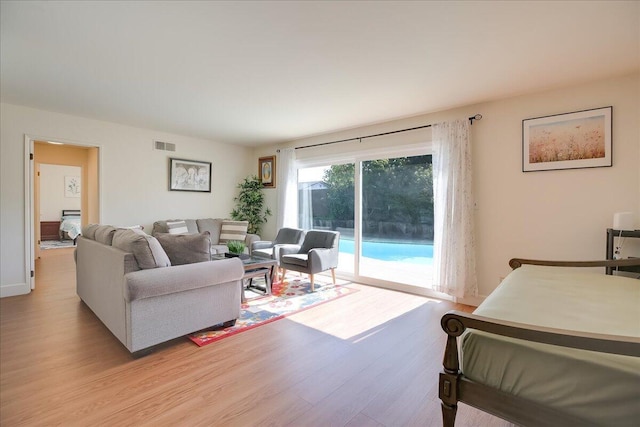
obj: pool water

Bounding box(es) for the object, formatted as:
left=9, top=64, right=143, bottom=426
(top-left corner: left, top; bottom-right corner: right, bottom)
left=339, top=239, right=434, bottom=265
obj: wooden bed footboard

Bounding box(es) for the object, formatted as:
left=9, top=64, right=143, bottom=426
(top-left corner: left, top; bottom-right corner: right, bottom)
left=439, top=311, right=640, bottom=426
left=439, top=258, right=640, bottom=427
left=509, top=257, right=640, bottom=270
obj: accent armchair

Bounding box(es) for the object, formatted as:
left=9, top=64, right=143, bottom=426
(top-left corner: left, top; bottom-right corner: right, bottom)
left=251, top=227, right=306, bottom=261
left=279, top=230, right=340, bottom=291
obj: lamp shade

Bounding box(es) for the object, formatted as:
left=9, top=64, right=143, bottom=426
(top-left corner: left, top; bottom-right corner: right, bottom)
left=613, top=212, right=635, bottom=231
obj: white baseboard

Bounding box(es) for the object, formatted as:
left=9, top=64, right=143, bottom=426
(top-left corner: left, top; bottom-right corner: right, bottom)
left=0, top=282, right=31, bottom=298
left=456, top=294, right=488, bottom=307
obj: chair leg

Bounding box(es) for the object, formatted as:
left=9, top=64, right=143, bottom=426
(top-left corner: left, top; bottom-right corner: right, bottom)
left=310, top=274, right=315, bottom=292
left=281, top=269, right=287, bottom=281
left=331, top=268, right=336, bottom=284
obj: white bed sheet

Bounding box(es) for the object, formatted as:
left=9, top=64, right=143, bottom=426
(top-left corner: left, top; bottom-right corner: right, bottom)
left=59, top=216, right=81, bottom=239
left=462, top=265, right=640, bottom=426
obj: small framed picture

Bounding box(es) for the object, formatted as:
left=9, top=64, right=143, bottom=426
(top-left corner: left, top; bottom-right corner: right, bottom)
left=169, top=158, right=211, bottom=192
left=64, top=176, right=81, bottom=198
left=522, top=106, right=612, bottom=172
left=258, top=156, right=276, bottom=188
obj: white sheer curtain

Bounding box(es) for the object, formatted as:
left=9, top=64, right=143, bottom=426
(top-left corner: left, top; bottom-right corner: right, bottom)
left=276, top=148, right=298, bottom=229
left=432, top=119, right=478, bottom=299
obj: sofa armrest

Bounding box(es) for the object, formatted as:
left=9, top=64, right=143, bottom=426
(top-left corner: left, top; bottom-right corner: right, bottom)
left=278, top=244, right=301, bottom=260
left=124, top=258, right=244, bottom=302
left=252, top=240, right=274, bottom=251
left=308, top=248, right=338, bottom=273
left=245, top=234, right=260, bottom=253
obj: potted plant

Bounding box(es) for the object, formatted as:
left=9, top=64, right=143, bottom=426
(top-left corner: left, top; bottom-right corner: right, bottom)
left=226, top=240, right=246, bottom=256
left=230, top=175, right=272, bottom=235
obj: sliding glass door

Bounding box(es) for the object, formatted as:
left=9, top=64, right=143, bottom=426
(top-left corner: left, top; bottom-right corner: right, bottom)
left=297, top=153, right=433, bottom=288
left=359, top=156, right=433, bottom=287
left=298, top=164, right=355, bottom=274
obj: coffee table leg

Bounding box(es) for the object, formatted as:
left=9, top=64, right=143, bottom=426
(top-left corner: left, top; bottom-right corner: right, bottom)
left=240, top=279, right=246, bottom=304
left=265, top=267, right=272, bottom=296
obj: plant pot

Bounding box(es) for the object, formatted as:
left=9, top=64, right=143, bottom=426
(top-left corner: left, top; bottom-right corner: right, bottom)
left=225, top=252, right=249, bottom=260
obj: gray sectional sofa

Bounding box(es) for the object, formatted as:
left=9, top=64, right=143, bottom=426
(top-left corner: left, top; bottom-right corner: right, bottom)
left=76, top=224, right=244, bottom=354
left=152, top=218, right=259, bottom=254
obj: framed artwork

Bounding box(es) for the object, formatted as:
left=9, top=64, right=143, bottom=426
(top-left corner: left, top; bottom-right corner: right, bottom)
left=169, top=158, right=211, bottom=192
left=258, top=156, right=276, bottom=188
left=522, top=106, right=612, bottom=172
left=64, top=176, right=81, bottom=198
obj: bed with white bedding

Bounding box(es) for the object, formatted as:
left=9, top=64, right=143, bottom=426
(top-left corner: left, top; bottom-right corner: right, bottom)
left=59, top=209, right=82, bottom=241
left=439, top=258, right=640, bottom=427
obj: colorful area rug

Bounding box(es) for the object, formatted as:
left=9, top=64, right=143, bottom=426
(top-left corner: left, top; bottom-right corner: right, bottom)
left=188, top=278, right=358, bottom=346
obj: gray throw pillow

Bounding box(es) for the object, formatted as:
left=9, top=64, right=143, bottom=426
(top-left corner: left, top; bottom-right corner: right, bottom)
left=94, top=225, right=117, bottom=245
left=196, top=218, right=223, bottom=243
left=155, top=231, right=212, bottom=266
left=81, top=224, right=100, bottom=240
left=112, top=229, right=171, bottom=269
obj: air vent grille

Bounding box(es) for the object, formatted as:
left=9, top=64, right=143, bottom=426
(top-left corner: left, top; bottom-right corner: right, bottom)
left=154, top=141, right=176, bottom=152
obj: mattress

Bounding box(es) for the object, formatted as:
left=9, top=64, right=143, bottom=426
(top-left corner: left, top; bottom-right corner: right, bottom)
left=462, top=265, right=640, bottom=426
left=60, top=216, right=82, bottom=239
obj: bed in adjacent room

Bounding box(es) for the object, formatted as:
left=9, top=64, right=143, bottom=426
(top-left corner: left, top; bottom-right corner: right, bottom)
left=439, top=258, right=640, bottom=427
left=59, top=209, right=82, bottom=243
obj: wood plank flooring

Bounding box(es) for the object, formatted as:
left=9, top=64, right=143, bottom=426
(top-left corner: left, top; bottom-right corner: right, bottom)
left=0, top=248, right=514, bottom=426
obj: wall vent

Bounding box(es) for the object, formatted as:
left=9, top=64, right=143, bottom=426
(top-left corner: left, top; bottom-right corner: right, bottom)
left=154, top=140, right=176, bottom=152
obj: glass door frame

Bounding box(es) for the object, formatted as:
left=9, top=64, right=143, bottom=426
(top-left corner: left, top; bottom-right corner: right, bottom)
left=296, top=143, right=434, bottom=295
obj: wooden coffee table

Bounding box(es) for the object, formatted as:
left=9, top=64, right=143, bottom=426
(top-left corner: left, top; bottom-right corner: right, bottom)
left=212, top=255, right=277, bottom=302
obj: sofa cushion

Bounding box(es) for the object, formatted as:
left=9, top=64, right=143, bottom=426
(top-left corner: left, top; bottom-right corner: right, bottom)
left=219, top=220, right=248, bottom=244
left=81, top=224, right=100, bottom=240
left=196, top=218, right=223, bottom=243
left=166, top=220, right=189, bottom=235
left=156, top=231, right=212, bottom=265
left=153, top=219, right=198, bottom=235
left=211, top=244, right=229, bottom=255
left=281, top=254, right=309, bottom=268
left=112, top=229, right=171, bottom=269
left=94, top=225, right=117, bottom=245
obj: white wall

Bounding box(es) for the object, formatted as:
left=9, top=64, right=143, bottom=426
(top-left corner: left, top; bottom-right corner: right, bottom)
left=0, top=104, right=254, bottom=297
left=256, top=73, right=640, bottom=303
left=39, top=164, right=81, bottom=221
left=3, top=74, right=638, bottom=300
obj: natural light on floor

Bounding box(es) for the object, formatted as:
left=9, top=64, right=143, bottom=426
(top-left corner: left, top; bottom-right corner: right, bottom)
left=284, top=273, right=442, bottom=341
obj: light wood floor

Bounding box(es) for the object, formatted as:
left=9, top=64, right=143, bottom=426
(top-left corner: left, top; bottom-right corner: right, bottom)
left=0, top=248, right=514, bottom=426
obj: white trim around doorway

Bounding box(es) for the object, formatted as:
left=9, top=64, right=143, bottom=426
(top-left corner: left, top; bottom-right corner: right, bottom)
left=23, top=134, right=103, bottom=293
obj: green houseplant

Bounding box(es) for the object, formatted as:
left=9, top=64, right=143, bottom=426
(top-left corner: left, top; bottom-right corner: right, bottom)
left=226, top=240, right=246, bottom=255
left=230, top=175, right=272, bottom=235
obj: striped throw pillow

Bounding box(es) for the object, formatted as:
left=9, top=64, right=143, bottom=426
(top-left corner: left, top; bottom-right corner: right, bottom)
left=219, top=220, right=248, bottom=244
left=167, top=220, right=189, bottom=235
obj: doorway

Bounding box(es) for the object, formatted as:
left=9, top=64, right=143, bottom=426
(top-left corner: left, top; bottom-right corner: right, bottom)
left=26, top=138, right=100, bottom=289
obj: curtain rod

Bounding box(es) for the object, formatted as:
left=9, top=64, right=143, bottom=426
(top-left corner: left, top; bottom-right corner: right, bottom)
left=277, top=114, right=482, bottom=152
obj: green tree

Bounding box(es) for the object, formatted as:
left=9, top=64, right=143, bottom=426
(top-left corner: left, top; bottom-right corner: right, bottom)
left=322, top=164, right=355, bottom=221
left=321, top=156, right=433, bottom=232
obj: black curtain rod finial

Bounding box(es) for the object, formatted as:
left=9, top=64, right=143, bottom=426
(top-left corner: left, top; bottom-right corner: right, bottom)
left=469, top=114, right=482, bottom=125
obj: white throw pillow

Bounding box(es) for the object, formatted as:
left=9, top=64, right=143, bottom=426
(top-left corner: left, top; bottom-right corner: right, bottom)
left=166, top=220, right=189, bottom=235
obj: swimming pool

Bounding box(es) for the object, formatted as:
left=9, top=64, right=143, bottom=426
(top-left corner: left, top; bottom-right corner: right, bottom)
left=339, top=239, right=433, bottom=265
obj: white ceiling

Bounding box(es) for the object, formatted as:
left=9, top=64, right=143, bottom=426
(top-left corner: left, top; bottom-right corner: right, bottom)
left=1, top=1, right=638, bottom=147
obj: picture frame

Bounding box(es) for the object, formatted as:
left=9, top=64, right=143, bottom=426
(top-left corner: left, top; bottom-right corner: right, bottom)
left=522, top=106, right=612, bottom=172
left=169, top=158, right=211, bottom=192
left=64, top=176, right=81, bottom=198
left=258, top=155, right=276, bottom=188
